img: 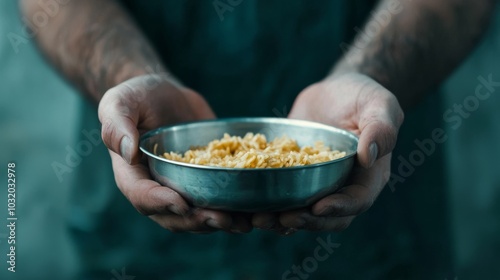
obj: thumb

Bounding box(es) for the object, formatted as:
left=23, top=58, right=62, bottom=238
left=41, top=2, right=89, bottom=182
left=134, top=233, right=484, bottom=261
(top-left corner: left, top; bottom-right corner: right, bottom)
left=357, top=109, right=403, bottom=169
left=98, top=87, right=141, bottom=165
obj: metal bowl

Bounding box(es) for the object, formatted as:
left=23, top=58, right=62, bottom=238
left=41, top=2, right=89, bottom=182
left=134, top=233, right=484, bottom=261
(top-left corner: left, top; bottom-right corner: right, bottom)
left=140, top=118, right=358, bottom=212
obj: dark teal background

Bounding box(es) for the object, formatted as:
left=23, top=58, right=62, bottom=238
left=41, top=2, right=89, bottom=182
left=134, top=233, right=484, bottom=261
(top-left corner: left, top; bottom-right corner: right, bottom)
left=0, top=0, right=499, bottom=279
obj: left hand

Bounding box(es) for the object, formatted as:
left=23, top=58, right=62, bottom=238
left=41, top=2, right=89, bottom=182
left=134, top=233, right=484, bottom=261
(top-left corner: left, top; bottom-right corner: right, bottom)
left=253, top=73, right=404, bottom=233
left=99, top=74, right=252, bottom=234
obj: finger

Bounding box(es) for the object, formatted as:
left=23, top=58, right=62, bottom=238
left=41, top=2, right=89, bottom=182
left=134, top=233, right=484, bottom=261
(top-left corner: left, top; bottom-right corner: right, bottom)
left=357, top=96, right=403, bottom=168
left=98, top=85, right=141, bottom=164
left=111, top=152, right=237, bottom=232
left=229, top=214, right=253, bottom=233
left=311, top=185, right=374, bottom=217
left=150, top=208, right=233, bottom=232
left=280, top=210, right=355, bottom=232
left=109, top=152, right=190, bottom=216
left=252, top=213, right=279, bottom=229
left=312, top=154, right=391, bottom=217
left=252, top=213, right=294, bottom=235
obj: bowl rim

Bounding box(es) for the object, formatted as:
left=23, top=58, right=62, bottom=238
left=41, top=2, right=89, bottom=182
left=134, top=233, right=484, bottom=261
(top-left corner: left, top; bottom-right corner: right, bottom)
left=139, top=117, right=359, bottom=171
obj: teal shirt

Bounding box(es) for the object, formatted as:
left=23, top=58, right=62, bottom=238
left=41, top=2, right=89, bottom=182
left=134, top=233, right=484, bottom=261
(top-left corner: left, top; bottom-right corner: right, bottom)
left=120, top=0, right=372, bottom=117
left=67, top=1, right=452, bottom=279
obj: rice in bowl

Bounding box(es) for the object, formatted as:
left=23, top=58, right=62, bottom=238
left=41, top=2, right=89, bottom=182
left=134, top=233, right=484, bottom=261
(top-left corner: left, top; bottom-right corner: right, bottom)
left=159, top=133, right=346, bottom=168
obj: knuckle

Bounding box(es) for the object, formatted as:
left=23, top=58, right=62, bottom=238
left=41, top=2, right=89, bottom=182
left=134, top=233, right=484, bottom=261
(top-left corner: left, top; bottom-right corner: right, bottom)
left=185, top=220, right=207, bottom=232
left=358, top=199, right=374, bottom=214
left=386, top=129, right=398, bottom=151
left=133, top=204, right=152, bottom=216
left=132, top=199, right=153, bottom=216
left=376, top=121, right=398, bottom=153
left=131, top=189, right=157, bottom=216
left=100, top=119, right=116, bottom=149
left=396, top=109, right=405, bottom=126
left=385, top=93, right=404, bottom=125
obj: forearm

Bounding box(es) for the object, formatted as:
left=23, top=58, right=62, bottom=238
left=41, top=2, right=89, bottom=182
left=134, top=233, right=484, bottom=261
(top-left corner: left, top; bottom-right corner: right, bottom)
left=332, top=0, right=496, bottom=109
left=20, top=0, right=165, bottom=102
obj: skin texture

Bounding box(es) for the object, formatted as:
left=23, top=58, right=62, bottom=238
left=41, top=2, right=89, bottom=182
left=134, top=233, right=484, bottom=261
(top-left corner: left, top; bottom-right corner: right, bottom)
left=252, top=73, right=402, bottom=232
left=20, top=0, right=251, bottom=233
left=253, top=0, right=496, bottom=232
left=333, top=0, right=497, bottom=109
left=98, top=74, right=253, bottom=233
left=21, top=0, right=495, bottom=233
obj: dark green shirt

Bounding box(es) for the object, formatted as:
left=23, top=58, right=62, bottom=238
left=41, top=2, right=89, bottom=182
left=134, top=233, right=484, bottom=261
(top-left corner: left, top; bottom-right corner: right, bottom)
left=69, top=1, right=452, bottom=279
left=121, top=0, right=375, bottom=117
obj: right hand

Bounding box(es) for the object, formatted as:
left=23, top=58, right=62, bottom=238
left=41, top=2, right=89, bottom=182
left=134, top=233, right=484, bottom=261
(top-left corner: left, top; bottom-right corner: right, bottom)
left=98, top=74, right=252, bottom=233
left=253, top=73, right=404, bottom=233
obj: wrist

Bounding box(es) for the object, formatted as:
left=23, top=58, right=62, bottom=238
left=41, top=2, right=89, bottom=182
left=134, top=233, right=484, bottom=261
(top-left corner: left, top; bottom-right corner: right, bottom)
left=328, top=61, right=401, bottom=106
left=111, top=62, right=168, bottom=89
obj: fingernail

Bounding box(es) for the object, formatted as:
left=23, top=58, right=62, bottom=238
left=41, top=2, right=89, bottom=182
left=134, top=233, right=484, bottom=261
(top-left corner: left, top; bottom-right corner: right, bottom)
left=120, top=136, right=133, bottom=164
left=168, top=205, right=187, bottom=216
left=369, top=142, right=378, bottom=167
left=206, top=219, right=223, bottom=229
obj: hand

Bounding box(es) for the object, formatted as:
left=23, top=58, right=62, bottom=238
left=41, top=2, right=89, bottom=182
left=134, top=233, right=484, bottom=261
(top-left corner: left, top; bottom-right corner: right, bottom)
left=253, top=73, right=404, bottom=232
left=98, top=74, right=252, bottom=233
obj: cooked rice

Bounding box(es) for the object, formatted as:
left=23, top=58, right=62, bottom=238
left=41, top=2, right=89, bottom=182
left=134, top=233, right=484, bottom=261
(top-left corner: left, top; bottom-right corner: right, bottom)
left=160, top=133, right=346, bottom=168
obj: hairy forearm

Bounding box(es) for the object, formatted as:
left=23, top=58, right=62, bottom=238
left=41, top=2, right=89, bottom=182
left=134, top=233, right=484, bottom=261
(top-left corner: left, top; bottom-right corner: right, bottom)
left=20, top=0, right=165, bottom=102
left=332, top=0, right=496, bottom=109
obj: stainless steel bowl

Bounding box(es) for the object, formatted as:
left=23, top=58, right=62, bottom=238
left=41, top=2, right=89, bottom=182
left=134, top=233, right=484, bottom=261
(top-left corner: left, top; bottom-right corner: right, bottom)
left=140, top=118, right=358, bottom=212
